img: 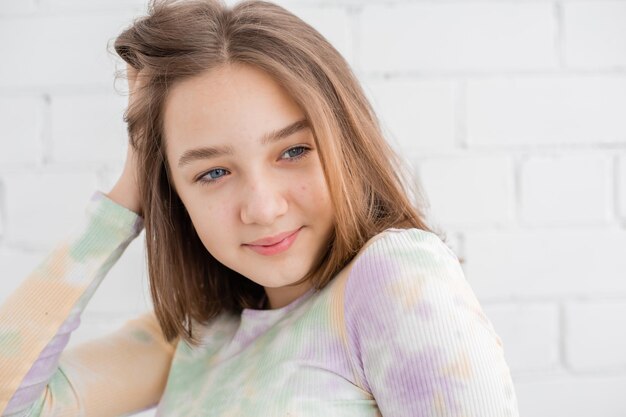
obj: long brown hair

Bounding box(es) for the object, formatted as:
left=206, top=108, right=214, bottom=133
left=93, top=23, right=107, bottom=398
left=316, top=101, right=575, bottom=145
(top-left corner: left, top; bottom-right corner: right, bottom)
left=110, top=0, right=445, bottom=347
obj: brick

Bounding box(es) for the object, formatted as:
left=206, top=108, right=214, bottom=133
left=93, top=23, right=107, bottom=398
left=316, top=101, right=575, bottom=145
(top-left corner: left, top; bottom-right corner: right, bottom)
left=565, top=301, right=626, bottom=371
left=515, top=376, right=626, bottom=417
left=483, top=303, right=559, bottom=374
left=40, top=0, right=147, bottom=12
left=467, top=76, right=626, bottom=147
left=619, top=153, right=626, bottom=219
left=464, top=229, right=626, bottom=299
left=2, top=170, right=99, bottom=247
left=0, top=0, right=37, bottom=14
left=50, top=93, right=128, bottom=165
left=287, top=5, right=353, bottom=65
left=359, top=3, right=556, bottom=72
left=0, top=95, right=46, bottom=166
left=362, top=78, right=456, bottom=154
left=0, top=14, right=136, bottom=88
left=416, top=156, right=515, bottom=228
left=521, top=154, right=612, bottom=225
left=564, top=1, right=626, bottom=69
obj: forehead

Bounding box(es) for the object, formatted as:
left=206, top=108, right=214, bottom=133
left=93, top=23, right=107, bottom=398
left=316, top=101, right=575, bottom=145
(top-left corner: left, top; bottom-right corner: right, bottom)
left=162, top=64, right=306, bottom=154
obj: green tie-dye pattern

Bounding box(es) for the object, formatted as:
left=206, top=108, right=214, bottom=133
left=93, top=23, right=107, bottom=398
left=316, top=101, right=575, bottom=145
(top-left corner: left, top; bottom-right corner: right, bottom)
left=132, top=329, right=153, bottom=344
left=2, top=192, right=519, bottom=417
left=69, top=217, right=126, bottom=262
left=156, top=278, right=381, bottom=417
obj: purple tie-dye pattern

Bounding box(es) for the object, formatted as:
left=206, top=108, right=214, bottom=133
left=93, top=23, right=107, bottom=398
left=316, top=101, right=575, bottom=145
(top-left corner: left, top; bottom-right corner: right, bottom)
left=1, top=191, right=148, bottom=416
left=386, top=347, right=467, bottom=415
left=3, top=309, right=81, bottom=416
left=1, top=192, right=520, bottom=417
left=343, top=228, right=518, bottom=416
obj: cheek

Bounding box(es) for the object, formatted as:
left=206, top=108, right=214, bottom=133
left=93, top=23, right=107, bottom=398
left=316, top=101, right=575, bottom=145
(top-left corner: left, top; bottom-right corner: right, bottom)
left=190, top=206, right=233, bottom=259
left=186, top=197, right=231, bottom=237
left=295, top=174, right=331, bottom=212
left=293, top=179, right=314, bottom=202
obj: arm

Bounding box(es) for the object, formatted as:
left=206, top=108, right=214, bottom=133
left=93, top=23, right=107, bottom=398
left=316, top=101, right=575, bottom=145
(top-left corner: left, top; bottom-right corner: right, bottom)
left=343, top=228, right=520, bottom=417
left=0, top=191, right=177, bottom=416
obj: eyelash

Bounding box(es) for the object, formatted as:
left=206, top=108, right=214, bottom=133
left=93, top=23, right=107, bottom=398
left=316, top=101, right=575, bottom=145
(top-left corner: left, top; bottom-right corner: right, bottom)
left=195, top=145, right=312, bottom=186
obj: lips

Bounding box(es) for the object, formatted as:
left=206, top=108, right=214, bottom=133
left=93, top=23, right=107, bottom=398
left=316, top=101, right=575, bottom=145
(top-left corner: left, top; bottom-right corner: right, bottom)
left=243, top=227, right=302, bottom=256
left=245, top=227, right=302, bottom=246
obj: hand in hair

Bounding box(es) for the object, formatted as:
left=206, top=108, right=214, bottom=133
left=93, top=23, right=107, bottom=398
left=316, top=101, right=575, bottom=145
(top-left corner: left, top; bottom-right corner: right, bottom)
left=105, top=64, right=144, bottom=217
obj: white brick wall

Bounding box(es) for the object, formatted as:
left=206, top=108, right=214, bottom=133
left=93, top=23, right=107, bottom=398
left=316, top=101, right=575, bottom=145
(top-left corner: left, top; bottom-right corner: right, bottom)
left=50, top=93, right=129, bottom=165
left=483, top=303, right=560, bottom=373
left=520, top=153, right=613, bottom=225
left=466, top=75, right=626, bottom=147
left=0, top=96, right=46, bottom=167
left=564, top=1, right=626, bottom=69
left=565, top=301, right=626, bottom=371
left=515, top=376, right=626, bottom=416
left=620, top=153, right=626, bottom=218
left=416, top=155, right=516, bottom=228
left=359, top=3, right=558, bottom=72
left=363, top=78, right=457, bottom=153
left=464, top=229, right=626, bottom=298
left=1, top=0, right=626, bottom=416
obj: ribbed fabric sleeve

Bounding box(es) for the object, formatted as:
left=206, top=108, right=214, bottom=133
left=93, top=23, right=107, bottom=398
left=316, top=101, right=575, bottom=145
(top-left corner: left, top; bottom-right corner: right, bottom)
left=343, top=228, right=520, bottom=416
left=0, top=191, right=176, bottom=417
left=0, top=198, right=520, bottom=416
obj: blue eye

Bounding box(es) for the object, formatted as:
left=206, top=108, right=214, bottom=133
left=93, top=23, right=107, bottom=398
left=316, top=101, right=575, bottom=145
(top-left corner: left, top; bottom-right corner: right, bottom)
left=281, top=145, right=310, bottom=160
left=197, top=168, right=229, bottom=186
left=196, top=146, right=312, bottom=187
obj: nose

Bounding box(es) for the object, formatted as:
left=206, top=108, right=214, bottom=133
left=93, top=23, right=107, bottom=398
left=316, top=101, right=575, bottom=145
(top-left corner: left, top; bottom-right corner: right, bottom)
left=240, top=177, right=288, bottom=226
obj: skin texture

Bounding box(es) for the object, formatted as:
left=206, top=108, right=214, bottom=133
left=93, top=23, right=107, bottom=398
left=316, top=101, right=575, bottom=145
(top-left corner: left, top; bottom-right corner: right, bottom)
left=162, top=63, right=335, bottom=310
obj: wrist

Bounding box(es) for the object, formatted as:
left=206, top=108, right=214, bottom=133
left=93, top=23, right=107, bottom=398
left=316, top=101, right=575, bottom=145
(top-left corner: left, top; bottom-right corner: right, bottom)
left=106, top=180, right=143, bottom=217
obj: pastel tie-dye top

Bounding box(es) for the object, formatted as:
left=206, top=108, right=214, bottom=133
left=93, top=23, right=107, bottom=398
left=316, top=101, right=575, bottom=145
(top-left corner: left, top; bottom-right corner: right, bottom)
left=0, top=191, right=520, bottom=417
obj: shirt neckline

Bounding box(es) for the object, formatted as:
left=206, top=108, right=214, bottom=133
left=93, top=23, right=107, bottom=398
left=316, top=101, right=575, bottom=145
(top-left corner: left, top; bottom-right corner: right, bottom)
left=241, top=286, right=317, bottom=319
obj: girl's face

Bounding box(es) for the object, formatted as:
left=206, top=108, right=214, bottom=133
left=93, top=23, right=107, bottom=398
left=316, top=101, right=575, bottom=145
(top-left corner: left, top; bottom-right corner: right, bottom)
left=163, top=63, right=335, bottom=309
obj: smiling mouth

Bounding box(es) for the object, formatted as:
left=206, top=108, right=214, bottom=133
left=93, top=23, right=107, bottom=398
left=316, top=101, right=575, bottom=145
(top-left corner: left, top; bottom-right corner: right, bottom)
left=244, top=227, right=302, bottom=246
left=243, top=227, right=302, bottom=256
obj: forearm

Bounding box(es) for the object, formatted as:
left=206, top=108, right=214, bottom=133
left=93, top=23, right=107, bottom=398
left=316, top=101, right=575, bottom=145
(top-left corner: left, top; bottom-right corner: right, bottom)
left=0, top=192, right=144, bottom=415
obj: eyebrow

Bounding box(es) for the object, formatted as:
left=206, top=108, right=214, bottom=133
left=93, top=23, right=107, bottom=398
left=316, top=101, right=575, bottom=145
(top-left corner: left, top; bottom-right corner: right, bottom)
left=177, top=118, right=310, bottom=168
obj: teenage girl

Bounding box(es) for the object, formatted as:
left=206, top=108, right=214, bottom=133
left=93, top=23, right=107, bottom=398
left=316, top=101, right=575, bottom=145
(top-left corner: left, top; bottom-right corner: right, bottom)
left=0, top=0, right=520, bottom=416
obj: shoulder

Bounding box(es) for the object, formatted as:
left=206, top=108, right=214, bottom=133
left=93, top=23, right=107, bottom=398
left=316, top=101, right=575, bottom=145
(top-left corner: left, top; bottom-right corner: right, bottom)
left=340, top=234, right=517, bottom=416
left=347, top=227, right=460, bottom=287
left=340, top=229, right=518, bottom=416
left=366, top=227, right=456, bottom=258
left=343, top=227, right=466, bottom=329
left=340, top=228, right=465, bottom=392
left=343, top=226, right=474, bottom=330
